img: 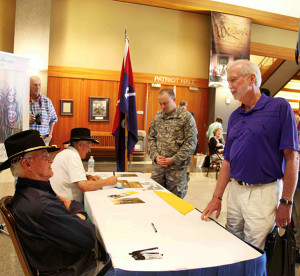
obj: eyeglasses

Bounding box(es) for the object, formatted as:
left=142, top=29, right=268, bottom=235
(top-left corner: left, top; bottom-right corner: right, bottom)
left=24, top=152, right=52, bottom=161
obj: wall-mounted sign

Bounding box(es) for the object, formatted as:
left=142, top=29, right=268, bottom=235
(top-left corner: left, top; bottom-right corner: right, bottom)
left=0, top=51, right=30, bottom=162
left=153, top=76, right=195, bottom=85
left=209, top=12, right=251, bottom=88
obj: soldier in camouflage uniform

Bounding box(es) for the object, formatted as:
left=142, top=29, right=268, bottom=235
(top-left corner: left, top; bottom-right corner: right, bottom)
left=148, top=88, right=198, bottom=198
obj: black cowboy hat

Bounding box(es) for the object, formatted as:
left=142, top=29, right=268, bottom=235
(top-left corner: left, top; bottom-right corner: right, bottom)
left=0, top=130, right=60, bottom=171
left=63, top=128, right=99, bottom=144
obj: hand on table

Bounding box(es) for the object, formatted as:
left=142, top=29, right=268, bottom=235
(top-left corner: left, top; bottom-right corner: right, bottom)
left=201, top=198, right=222, bottom=221
left=104, top=176, right=118, bottom=186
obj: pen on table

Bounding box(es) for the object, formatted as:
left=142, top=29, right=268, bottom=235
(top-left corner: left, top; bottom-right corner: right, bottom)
left=151, top=222, right=157, bottom=233
left=129, top=247, right=158, bottom=255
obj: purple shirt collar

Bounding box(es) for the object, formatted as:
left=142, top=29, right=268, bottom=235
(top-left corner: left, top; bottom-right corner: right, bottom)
left=240, top=93, right=268, bottom=114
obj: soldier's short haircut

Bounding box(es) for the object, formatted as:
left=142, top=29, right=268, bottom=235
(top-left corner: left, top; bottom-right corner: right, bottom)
left=159, top=88, right=175, bottom=98
left=179, top=100, right=187, bottom=107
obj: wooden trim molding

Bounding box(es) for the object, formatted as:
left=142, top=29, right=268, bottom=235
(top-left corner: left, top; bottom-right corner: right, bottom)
left=114, top=0, right=299, bottom=31
left=281, top=88, right=300, bottom=93
left=48, top=66, right=208, bottom=88
left=250, top=42, right=295, bottom=61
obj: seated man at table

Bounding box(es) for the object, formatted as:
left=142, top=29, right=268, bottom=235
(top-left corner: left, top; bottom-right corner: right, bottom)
left=50, top=128, right=117, bottom=202
left=0, top=130, right=107, bottom=275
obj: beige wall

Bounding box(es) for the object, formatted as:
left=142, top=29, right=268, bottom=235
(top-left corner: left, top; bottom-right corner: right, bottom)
left=49, top=0, right=211, bottom=78
left=49, top=0, right=299, bottom=79
left=0, top=0, right=15, bottom=53
left=0, top=0, right=298, bottom=78
left=251, top=23, right=298, bottom=49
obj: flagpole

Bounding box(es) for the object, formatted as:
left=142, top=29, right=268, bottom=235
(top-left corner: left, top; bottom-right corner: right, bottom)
left=125, top=114, right=128, bottom=172
left=113, top=27, right=138, bottom=172
left=124, top=27, right=128, bottom=172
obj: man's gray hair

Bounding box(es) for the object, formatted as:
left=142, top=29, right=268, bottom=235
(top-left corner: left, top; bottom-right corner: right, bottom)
left=227, top=59, right=262, bottom=88
left=10, top=158, right=23, bottom=177
left=9, top=152, right=31, bottom=177
left=70, top=141, right=79, bottom=147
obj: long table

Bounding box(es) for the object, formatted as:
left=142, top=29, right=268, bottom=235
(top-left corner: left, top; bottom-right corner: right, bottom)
left=84, top=172, right=266, bottom=275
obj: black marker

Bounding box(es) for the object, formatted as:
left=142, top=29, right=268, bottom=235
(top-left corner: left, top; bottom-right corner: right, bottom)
left=129, top=247, right=158, bottom=255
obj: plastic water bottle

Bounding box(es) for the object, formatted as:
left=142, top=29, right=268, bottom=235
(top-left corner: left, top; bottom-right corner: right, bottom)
left=88, top=156, right=95, bottom=173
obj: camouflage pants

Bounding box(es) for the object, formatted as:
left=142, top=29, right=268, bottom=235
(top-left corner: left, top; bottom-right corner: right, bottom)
left=151, top=164, right=190, bottom=198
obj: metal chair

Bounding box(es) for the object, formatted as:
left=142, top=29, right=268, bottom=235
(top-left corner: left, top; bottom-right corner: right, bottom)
left=206, top=159, right=222, bottom=179
left=0, top=196, right=37, bottom=276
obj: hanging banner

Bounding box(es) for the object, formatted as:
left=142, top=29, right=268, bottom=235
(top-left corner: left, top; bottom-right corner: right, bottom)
left=209, top=12, right=251, bottom=87
left=0, top=51, right=30, bottom=162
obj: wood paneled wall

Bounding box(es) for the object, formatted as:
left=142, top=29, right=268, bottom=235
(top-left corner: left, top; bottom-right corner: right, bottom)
left=47, top=67, right=208, bottom=153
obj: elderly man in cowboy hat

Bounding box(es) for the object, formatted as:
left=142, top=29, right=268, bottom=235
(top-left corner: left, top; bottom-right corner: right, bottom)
left=0, top=130, right=108, bottom=275
left=50, top=128, right=117, bottom=202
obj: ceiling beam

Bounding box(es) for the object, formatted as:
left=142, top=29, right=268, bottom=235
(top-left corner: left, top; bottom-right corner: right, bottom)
left=293, top=75, right=300, bottom=81
left=114, top=0, right=299, bottom=31
left=250, top=42, right=295, bottom=61
left=281, top=88, right=300, bottom=93
left=261, top=58, right=284, bottom=86
left=263, top=60, right=300, bottom=97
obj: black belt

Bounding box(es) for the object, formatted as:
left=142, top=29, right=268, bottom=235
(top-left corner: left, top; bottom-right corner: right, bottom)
left=234, top=178, right=278, bottom=186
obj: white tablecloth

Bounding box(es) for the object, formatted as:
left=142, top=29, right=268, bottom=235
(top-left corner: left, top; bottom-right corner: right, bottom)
left=84, top=172, right=263, bottom=273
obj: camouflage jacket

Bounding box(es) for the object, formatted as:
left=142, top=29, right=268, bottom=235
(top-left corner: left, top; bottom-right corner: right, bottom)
left=148, top=107, right=197, bottom=167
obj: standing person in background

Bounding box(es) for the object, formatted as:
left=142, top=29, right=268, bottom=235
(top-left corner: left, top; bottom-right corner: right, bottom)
left=148, top=89, right=197, bottom=198
left=179, top=100, right=194, bottom=117
left=180, top=100, right=198, bottom=155
left=29, top=76, right=58, bottom=146
left=201, top=59, right=299, bottom=250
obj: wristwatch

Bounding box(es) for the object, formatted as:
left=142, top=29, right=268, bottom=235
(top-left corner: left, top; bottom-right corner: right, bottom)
left=280, top=198, right=293, bottom=205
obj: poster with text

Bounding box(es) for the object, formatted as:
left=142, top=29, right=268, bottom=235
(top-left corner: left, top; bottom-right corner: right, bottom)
left=209, top=12, right=251, bottom=87
left=0, top=52, right=30, bottom=162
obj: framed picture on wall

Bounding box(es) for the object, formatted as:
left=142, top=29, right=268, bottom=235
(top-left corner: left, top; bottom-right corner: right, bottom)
left=89, top=97, right=110, bottom=121
left=60, top=99, right=74, bottom=116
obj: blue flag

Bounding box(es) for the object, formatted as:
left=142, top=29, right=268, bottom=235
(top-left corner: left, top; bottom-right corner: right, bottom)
left=112, top=38, right=138, bottom=172
left=296, top=19, right=300, bottom=65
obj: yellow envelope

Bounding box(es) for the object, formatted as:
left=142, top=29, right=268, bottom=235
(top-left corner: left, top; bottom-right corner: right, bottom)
left=153, top=190, right=195, bottom=215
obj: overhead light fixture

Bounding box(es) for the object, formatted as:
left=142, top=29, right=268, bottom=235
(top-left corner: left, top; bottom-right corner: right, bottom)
left=284, top=80, right=300, bottom=90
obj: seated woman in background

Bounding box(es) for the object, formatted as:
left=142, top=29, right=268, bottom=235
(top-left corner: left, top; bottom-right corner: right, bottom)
left=208, top=127, right=224, bottom=162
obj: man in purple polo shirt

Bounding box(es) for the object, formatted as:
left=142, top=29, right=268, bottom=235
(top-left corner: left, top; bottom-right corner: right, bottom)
left=201, top=59, right=299, bottom=250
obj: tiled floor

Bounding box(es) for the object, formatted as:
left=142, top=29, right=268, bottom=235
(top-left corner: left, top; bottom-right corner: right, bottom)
left=0, top=156, right=298, bottom=275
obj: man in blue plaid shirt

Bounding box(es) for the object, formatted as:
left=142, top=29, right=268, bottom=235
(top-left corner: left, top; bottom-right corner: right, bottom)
left=29, top=76, right=58, bottom=145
